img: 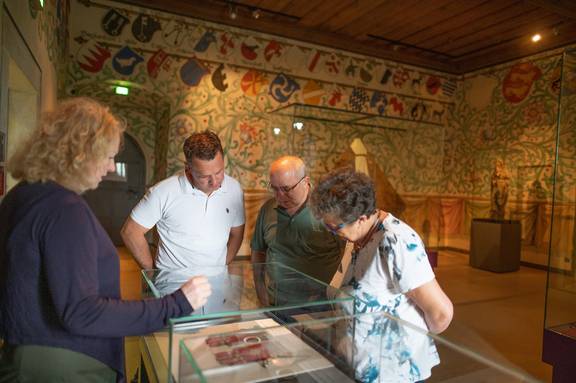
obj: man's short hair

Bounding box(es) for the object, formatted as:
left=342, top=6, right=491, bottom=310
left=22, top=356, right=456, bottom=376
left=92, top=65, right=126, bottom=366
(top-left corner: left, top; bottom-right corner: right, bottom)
left=183, top=130, right=223, bottom=162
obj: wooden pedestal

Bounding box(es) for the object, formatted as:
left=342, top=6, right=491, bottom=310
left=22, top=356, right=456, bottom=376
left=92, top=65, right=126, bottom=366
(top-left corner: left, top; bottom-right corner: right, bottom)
left=469, top=218, right=521, bottom=272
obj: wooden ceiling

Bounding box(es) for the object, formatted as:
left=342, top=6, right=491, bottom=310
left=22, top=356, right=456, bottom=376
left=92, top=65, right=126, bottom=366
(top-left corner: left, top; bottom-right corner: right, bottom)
left=118, top=0, right=576, bottom=74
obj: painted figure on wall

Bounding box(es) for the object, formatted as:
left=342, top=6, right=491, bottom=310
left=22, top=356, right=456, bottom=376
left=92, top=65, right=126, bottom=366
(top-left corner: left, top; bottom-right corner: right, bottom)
left=490, top=159, right=510, bottom=220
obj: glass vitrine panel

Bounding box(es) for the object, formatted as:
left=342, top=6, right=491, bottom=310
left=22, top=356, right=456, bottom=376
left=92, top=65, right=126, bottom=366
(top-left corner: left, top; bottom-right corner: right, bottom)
left=140, top=263, right=354, bottom=382
left=177, top=311, right=540, bottom=383
left=542, top=49, right=576, bottom=377
left=142, top=262, right=352, bottom=316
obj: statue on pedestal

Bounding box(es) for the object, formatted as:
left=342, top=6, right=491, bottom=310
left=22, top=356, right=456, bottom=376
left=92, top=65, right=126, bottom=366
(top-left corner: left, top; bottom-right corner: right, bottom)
left=490, top=159, right=510, bottom=220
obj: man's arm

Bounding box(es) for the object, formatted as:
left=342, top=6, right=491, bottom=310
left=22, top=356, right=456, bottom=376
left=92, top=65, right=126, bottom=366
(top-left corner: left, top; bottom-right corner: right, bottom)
left=406, top=278, right=453, bottom=334
left=226, top=224, right=245, bottom=264
left=120, top=217, right=155, bottom=269
left=251, top=249, right=268, bottom=305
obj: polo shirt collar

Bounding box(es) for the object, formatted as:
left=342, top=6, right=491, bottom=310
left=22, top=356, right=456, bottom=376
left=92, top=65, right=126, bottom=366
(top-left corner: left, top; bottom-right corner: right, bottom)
left=274, top=195, right=310, bottom=217
left=178, top=172, right=229, bottom=196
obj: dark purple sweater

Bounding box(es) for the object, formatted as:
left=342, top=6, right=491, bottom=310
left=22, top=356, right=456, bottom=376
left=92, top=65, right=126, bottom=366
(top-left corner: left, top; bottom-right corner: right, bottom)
left=0, top=181, right=192, bottom=380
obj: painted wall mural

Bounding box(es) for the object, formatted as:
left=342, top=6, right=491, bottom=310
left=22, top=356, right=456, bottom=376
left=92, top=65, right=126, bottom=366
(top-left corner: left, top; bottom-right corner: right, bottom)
left=63, top=0, right=576, bottom=265
left=446, top=53, right=576, bottom=202
left=28, top=0, right=70, bottom=93
left=68, top=82, right=166, bottom=184
left=66, top=0, right=453, bottom=192
left=444, top=51, right=576, bottom=268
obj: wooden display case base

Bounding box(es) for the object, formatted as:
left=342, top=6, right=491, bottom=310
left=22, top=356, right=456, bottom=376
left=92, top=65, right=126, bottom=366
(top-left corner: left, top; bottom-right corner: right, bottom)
left=542, top=325, right=576, bottom=383
left=469, top=219, right=521, bottom=273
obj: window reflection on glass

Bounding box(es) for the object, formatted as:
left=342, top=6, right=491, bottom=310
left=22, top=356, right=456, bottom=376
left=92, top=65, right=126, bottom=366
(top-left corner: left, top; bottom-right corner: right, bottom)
left=103, top=161, right=128, bottom=182
left=116, top=162, right=126, bottom=178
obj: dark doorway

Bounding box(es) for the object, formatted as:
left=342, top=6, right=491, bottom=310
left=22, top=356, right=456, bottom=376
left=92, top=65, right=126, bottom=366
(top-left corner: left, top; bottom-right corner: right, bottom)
left=84, top=134, right=146, bottom=245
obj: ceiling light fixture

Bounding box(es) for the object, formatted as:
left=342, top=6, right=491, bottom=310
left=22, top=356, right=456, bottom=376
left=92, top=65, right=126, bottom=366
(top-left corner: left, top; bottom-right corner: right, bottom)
left=228, top=3, right=238, bottom=20
left=293, top=121, right=304, bottom=130
left=531, top=34, right=541, bottom=43
left=30, top=0, right=44, bottom=11
left=221, top=2, right=299, bottom=23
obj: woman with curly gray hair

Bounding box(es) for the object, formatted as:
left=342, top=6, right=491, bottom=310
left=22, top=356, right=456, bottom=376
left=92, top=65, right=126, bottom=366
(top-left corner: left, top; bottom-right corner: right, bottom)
left=0, top=97, right=211, bottom=382
left=310, top=167, right=453, bottom=383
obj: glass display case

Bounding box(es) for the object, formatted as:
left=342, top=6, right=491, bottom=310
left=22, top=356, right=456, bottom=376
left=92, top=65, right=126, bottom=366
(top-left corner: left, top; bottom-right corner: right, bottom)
left=138, top=262, right=544, bottom=383
left=542, top=49, right=576, bottom=382
left=139, top=262, right=354, bottom=382
left=176, top=310, right=540, bottom=383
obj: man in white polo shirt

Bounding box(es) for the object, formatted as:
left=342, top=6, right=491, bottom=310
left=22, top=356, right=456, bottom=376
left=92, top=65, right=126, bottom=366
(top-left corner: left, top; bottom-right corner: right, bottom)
left=121, top=130, right=245, bottom=269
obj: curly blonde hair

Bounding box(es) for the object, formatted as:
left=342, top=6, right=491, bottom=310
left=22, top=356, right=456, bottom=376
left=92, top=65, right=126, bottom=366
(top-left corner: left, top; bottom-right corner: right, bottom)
left=8, top=97, right=125, bottom=193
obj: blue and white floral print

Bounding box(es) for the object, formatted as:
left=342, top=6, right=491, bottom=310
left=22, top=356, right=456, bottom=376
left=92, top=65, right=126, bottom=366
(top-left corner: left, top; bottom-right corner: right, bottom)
left=341, top=213, right=439, bottom=383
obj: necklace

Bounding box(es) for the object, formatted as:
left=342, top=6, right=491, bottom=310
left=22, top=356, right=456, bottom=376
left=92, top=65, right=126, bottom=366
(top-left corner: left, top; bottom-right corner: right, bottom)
left=353, top=211, right=385, bottom=253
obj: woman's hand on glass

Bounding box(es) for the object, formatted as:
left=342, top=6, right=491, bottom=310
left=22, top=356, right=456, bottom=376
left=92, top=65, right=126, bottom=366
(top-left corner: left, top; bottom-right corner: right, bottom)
left=180, top=276, right=212, bottom=311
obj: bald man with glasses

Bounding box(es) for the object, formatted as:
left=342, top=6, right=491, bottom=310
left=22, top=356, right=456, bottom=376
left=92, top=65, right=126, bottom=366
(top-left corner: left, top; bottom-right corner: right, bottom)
left=251, top=156, right=344, bottom=304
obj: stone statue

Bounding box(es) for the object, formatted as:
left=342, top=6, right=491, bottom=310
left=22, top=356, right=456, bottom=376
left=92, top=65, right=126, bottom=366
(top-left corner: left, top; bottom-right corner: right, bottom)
left=490, top=159, right=510, bottom=220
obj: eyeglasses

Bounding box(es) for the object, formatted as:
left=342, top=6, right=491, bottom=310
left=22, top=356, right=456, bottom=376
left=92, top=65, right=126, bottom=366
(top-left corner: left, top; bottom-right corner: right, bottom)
left=268, top=175, right=306, bottom=194
left=322, top=222, right=346, bottom=234
left=322, top=219, right=356, bottom=234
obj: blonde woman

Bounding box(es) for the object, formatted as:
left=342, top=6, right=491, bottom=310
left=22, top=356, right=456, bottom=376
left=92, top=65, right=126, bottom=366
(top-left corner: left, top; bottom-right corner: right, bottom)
left=0, top=98, right=211, bottom=382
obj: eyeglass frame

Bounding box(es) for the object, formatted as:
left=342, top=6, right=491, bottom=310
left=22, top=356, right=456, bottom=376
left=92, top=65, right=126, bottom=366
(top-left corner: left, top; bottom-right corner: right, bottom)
left=322, top=219, right=356, bottom=234
left=268, top=175, right=307, bottom=194
left=322, top=221, right=346, bottom=234
left=322, top=209, right=378, bottom=234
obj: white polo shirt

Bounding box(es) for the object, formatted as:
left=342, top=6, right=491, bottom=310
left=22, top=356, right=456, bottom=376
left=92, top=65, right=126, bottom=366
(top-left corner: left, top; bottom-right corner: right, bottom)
left=130, top=172, right=245, bottom=269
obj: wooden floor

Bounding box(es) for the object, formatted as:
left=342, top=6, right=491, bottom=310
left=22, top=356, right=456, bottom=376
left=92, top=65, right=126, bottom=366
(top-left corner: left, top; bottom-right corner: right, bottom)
left=433, top=251, right=552, bottom=382
left=118, top=248, right=554, bottom=382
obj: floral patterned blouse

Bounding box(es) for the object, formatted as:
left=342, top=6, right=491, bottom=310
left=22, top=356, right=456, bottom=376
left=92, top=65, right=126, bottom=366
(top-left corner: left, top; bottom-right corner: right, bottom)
left=340, top=213, right=439, bottom=383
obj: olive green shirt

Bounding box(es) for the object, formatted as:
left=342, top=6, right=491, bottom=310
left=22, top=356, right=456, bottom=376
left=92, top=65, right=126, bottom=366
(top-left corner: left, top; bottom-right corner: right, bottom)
left=251, top=198, right=344, bottom=285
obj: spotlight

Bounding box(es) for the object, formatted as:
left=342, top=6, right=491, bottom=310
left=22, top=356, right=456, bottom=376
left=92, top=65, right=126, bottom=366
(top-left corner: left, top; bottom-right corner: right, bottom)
left=273, top=127, right=281, bottom=135
left=531, top=34, right=541, bottom=43
left=31, top=0, right=44, bottom=11
left=252, top=8, right=261, bottom=19
left=228, top=4, right=238, bottom=20
left=293, top=121, right=304, bottom=130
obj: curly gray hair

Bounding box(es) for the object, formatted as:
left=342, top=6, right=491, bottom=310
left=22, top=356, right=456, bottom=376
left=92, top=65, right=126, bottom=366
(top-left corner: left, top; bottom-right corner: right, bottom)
left=310, top=167, right=376, bottom=223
